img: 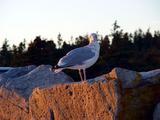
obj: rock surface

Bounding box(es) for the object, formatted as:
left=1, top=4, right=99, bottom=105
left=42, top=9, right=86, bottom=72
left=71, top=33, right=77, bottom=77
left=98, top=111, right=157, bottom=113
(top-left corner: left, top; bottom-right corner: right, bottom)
left=140, top=69, right=160, bottom=80
left=0, top=72, right=119, bottom=120
left=0, top=65, right=36, bottom=86
left=0, top=66, right=160, bottom=120
left=108, top=68, right=160, bottom=120
left=107, top=67, right=141, bottom=88
left=107, top=67, right=160, bottom=88
left=29, top=78, right=119, bottom=120
left=0, top=65, right=73, bottom=99
left=0, top=87, right=28, bottom=120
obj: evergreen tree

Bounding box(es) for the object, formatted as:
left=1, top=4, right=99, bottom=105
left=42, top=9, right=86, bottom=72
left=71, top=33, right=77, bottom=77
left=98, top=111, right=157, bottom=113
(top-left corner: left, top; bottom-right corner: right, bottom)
left=57, top=33, right=63, bottom=48
left=110, top=21, right=123, bottom=52
left=0, top=39, right=12, bottom=66
left=18, top=39, right=26, bottom=54
left=27, top=36, right=57, bottom=65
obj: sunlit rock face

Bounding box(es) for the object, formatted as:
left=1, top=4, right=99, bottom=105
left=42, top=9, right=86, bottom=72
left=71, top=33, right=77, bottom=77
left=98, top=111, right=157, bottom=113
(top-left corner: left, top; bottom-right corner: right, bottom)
left=29, top=77, right=119, bottom=120
left=0, top=87, right=29, bottom=120
left=0, top=66, right=160, bottom=120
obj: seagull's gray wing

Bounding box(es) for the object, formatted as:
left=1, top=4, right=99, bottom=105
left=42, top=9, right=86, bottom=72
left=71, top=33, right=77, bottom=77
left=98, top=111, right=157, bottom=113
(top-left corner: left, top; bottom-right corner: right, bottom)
left=58, top=47, right=95, bottom=67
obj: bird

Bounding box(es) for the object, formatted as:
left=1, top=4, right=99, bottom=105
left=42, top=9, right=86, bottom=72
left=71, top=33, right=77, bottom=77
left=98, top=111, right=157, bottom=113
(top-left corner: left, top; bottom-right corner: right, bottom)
left=52, top=33, right=100, bottom=81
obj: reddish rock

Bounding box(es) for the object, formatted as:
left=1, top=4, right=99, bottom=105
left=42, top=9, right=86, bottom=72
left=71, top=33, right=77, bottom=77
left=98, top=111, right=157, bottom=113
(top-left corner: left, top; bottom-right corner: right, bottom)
left=0, top=67, right=160, bottom=120
left=0, top=87, right=29, bottom=120
left=29, top=78, right=119, bottom=120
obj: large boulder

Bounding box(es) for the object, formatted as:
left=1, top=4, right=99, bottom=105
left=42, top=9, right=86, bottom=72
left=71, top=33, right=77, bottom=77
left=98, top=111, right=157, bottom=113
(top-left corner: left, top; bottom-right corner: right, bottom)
left=0, top=67, right=160, bottom=120
left=140, top=69, right=160, bottom=84
left=0, top=87, right=28, bottom=120
left=29, top=76, right=119, bottom=120
left=5, top=65, right=73, bottom=99
left=107, top=68, right=160, bottom=120
left=0, top=73, right=119, bottom=120
left=107, top=67, right=160, bottom=88
left=0, top=65, right=36, bottom=86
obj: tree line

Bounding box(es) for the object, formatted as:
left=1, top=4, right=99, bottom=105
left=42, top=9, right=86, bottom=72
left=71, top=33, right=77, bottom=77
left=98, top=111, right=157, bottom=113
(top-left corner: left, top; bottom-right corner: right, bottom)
left=0, top=21, right=160, bottom=80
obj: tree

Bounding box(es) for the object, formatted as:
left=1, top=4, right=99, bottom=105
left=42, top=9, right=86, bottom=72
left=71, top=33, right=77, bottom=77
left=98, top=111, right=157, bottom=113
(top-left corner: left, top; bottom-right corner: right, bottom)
left=18, top=39, right=26, bottom=54
left=57, top=33, right=63, bottom=48
left=143, top=29, right=153, bottom=49
left=112, top=20, right=120, bottom=34
left=100, top=35, right=110, bottom=56
left=12, top=45, right=18, bottom=55
left=11, top=44, right=18, bottom=66
left=27, top=36, right=57, bottom=65
left=75, top=35, right=89, bottom=47
left=133, top=29, right=144, bottom=51
left=0, top=39, right=12, bottom=66
left=153, top=31, right=160, bottom=49
left=110, top=21, right=123, bottom=52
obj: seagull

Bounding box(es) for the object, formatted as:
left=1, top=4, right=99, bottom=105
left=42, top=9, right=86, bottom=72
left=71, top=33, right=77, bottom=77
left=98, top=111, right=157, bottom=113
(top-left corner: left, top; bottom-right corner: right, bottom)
left=52, top=33, right=100, bottom=81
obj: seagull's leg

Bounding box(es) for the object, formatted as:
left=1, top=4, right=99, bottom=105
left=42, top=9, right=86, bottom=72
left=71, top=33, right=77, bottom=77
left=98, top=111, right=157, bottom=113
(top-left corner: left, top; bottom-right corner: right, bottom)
left=78, top=69, right=83, bottom=81
left=83, top=69, right=86, bottom=81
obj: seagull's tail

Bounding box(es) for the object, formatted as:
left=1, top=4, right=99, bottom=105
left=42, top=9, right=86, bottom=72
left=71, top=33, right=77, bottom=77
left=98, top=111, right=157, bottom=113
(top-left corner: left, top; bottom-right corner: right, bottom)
left=50, top=65, right=64, bottom=73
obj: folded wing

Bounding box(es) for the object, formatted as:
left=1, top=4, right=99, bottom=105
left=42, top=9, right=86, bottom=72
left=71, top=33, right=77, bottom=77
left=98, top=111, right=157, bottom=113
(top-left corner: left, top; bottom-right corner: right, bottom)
left=58, top=47, right=95, bottom=68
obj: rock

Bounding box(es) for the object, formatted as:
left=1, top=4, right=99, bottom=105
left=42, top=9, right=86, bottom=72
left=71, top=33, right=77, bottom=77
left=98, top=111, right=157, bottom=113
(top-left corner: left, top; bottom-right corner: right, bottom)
left=0, top=73, right=119, bottom=120
left=6, top=65, right=73, bottom=99
left=140, top=69, right=160, bottom=80
left=0, top=87, right=29, bottom=120
left=140, top=69, right=160, bottom=84
left=153, top=103, right=160, bottom=120
left=0, top=67, right=160, bottom=120
left=0, top=67, right=13, bottom=74
left=118, top=83, right=160, bottom=120
left=0, top=65, right=36, bottom=78
left=107, top=67, right=142, bottom=88
left=29, top=77, right=119, bottom=120
left=0, top=65, right=36, bottom=86
left=111, top=68, right=160, bottom=120
left=107, top=68, right=160, bottom=88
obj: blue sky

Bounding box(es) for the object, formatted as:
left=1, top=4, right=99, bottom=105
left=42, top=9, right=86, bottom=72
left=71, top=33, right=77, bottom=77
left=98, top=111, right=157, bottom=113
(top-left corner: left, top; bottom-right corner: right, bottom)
left=0, top=0, right=160, bottom=46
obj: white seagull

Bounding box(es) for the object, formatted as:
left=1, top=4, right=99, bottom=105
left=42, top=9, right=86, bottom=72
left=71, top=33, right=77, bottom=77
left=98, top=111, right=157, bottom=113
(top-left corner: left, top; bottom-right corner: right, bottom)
left=52, top=33, right=100, bottom=81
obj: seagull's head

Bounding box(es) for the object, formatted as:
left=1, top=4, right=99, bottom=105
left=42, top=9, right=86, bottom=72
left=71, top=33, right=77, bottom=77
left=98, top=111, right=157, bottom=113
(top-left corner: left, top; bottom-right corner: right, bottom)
left=89, top=33, right=98, bottom=43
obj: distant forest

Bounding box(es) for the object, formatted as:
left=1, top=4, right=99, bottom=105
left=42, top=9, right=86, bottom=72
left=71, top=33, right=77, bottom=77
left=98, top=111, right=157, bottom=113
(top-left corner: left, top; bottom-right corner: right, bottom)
left=0, top=21, right=160, bottom=80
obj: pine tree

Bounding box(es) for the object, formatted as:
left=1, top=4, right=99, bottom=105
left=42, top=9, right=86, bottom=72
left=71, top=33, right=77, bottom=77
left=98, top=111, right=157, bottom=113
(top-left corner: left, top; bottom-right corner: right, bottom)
left=0, top=39, right=12, bottom=66
left=57, top=33, right=63, bottom=48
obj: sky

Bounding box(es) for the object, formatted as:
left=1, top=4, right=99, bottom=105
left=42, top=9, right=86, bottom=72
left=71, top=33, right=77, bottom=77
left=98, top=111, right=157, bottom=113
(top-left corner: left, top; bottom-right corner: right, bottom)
left=0, top=0, right=160, bottom=46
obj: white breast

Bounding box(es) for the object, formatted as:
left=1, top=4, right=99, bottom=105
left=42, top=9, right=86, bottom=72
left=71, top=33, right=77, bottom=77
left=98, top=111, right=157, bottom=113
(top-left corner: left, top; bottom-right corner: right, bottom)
left=81, top=41, right=100, bottom=69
